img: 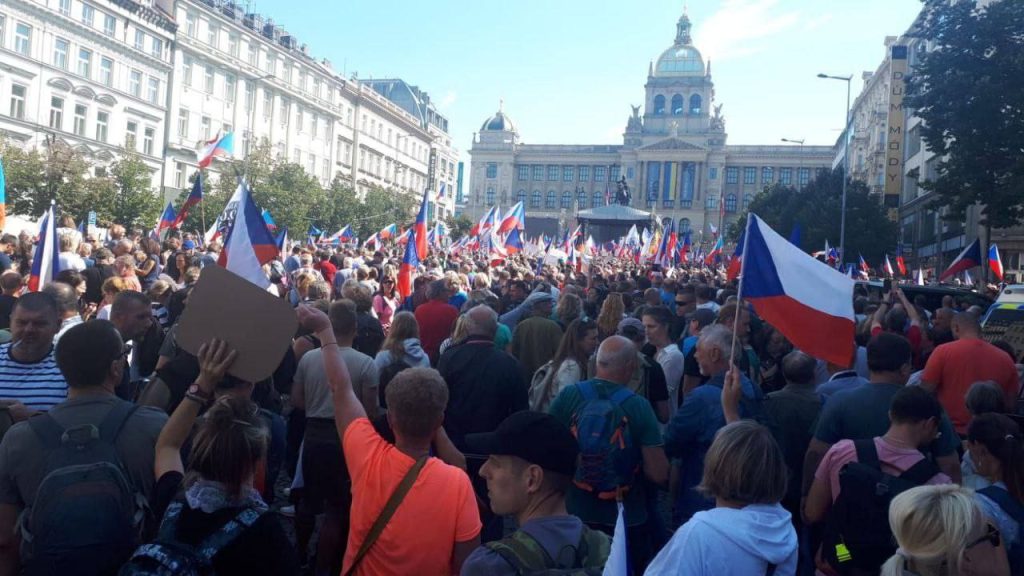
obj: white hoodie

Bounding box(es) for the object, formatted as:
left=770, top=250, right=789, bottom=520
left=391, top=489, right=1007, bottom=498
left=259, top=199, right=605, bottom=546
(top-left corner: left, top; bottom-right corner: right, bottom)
left=645, top=503, right=797, bottom=576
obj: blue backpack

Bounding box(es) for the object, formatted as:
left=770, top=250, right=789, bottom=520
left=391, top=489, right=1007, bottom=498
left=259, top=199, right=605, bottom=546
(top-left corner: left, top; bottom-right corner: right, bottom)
left=977, top=485, right=1024, bottom=575
left=570, top=381, right=639, bottom=500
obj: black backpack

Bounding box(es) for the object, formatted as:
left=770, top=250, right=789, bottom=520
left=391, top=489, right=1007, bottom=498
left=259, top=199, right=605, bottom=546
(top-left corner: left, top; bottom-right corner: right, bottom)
left=20, top=401, right=148, bottom=576
left=977, top=485, right=1024, bottom=575
left=484, top=525, right=610, bottom=575
left=120, top=501, right=265, bottom=575
left=822, top=439, right=939, bottom=574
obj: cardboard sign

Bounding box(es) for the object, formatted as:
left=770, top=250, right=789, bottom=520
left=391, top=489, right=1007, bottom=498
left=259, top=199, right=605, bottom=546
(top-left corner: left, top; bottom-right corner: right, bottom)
left=177, top=265, right=298, bottom=383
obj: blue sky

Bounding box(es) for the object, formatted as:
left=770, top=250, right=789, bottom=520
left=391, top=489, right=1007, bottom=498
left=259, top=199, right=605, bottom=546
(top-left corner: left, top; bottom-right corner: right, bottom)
left=254, top=0, right=923, bottom=155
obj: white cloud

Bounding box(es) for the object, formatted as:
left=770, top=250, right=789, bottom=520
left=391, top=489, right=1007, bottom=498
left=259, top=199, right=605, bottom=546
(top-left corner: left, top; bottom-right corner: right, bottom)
left=692, top=0, right=802, bottom=62
left=802, top=13, right=834, bottom=32
left=438, top=90, right=458, bottom=110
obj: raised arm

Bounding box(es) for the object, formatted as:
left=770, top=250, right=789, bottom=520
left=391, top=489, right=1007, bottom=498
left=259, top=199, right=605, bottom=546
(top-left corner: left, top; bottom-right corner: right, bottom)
left=895, top=288, right=922, bottom=326
left=296, top=305, right=361, bottom=437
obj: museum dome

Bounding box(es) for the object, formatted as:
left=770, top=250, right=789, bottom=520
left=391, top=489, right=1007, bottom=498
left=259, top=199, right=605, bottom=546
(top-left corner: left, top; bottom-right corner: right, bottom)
left=653, top=13, right=706, bottom=77
left=480, top=105, right=516, bottom=132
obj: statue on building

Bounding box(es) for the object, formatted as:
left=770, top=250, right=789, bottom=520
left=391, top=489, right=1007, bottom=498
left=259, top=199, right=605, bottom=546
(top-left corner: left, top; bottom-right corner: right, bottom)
left=616, top=176, right=632, bottom=206
left=710, top=103, right=726, bottom=132
left=626, top=105, right=643, bottom=131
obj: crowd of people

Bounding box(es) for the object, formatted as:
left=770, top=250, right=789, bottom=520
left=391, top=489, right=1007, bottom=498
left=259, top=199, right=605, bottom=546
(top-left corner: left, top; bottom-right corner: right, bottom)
left=0, top=220, right=1018, bottom=576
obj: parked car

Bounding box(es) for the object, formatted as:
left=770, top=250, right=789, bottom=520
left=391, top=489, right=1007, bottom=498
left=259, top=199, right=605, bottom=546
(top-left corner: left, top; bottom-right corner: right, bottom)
left=855, top=281, right=993, bottom=312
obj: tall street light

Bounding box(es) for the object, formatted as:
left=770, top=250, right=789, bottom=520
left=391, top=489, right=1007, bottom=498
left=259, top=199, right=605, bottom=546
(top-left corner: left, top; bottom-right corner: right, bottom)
left=781, top=138, right=805, bottom=190
left=818, top=72, right=853, bottom=267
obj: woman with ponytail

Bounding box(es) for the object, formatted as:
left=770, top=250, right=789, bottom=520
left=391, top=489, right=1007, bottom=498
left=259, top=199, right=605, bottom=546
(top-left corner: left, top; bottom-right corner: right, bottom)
left=127, top=339, right=299, bottom=575
left=966, top=413, right=1024, bottom=573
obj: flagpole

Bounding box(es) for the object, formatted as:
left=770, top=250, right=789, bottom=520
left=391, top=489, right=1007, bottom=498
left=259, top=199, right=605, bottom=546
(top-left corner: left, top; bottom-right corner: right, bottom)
left=729, top=213, right=753, bottom=370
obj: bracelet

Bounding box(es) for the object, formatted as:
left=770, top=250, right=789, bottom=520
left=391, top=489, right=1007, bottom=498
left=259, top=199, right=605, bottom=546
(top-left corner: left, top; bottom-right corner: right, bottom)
left=184, top=392, right=210, bottom=406
left=321, top=340, right=339, bottom=347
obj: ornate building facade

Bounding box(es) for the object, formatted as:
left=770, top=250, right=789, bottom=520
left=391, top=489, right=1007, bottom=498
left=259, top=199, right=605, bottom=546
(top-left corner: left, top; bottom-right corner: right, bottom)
left=465, top=11, right=834, bottom=239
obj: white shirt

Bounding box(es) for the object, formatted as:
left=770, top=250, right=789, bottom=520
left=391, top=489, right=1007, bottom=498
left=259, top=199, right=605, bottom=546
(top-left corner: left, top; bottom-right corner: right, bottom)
left=58, top=252, right=86, bottom=272
left=656, top=344, right=685, bottom=415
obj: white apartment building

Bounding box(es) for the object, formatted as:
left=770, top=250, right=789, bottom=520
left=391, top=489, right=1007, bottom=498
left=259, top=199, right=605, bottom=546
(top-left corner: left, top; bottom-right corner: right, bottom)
left=0, top=0, right=174, bottom=187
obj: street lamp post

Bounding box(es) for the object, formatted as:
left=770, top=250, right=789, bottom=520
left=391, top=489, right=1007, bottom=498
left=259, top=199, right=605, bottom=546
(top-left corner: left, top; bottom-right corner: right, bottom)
left=818, top=73, right=853, bottom=266
left=781, top=138, right=805, bottom=190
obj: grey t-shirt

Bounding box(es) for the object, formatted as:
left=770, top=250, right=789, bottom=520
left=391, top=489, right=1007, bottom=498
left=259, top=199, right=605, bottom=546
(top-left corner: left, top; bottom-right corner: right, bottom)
left=460, top=515, right=590, bottom=575
left=0, top=394, right=167, bottom=508
left=296, top=347, right=378, bottom=419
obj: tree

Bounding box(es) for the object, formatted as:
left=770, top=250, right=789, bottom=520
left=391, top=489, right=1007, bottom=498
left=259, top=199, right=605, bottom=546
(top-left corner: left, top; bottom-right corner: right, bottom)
left=732, top=169, right=897, bottom=264
left=106, top=149, right=161, bottom=230
left=446, top=214, right=473, bottom=239
left=904, top=0, right=1024, bottom=229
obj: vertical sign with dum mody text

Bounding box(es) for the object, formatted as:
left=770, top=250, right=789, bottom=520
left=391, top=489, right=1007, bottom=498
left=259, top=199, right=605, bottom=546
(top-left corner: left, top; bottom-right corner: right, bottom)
left=884, top=45, right=909, bottom=222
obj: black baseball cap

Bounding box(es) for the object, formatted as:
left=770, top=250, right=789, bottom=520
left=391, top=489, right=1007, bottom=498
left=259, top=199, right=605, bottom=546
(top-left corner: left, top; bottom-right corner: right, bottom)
left=465, top=411, right=578, bottom=477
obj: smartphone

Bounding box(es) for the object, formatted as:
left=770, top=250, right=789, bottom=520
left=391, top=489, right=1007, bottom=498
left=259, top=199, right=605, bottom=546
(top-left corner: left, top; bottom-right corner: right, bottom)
left=883, top=279, right=892, bottom=293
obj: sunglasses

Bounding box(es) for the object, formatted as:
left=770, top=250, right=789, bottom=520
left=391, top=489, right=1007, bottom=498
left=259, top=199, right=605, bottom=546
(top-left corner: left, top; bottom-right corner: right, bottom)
left=675, top=300, right=691, bottom=305
left=966, top=523, right=1001, bottom=550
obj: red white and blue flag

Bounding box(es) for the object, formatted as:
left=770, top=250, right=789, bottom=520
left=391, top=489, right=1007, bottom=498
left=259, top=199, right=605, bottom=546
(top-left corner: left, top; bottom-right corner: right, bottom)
left=197, top=132, right=234, bottom=169
left=217, top=179, right=278, bottom=288
left=896, top=255, right=907, bottom=276
left=705, top=236, right=724, bottom=265
left=859, top=254, right=869, bottom=273
left=939, top=238, right=981, bottom=281
left=262, top=210, right=277, bottom=231
left=378, top=223, right=398, bottom=241
left=884, top=255, right=894, bottom=277
left=504, top=227, right=524, bottom=254
left=469, top=207, right=496, bottom=237
left=413, top=187, right=430, bottom=261
left=989, top=244, right=1004, bottom=281
left=397, top=225, right=419, bottom=300
left=726, top=230, right=745, bottom=281
left=28, top=204, right=60, bottom=292
left=157, top=202, right=177, bottom=235
left=174, top=173, right=203, bottom=228
left=741, top=214, right=855, bottom=367
left=497, top=201, right=525, bottom=235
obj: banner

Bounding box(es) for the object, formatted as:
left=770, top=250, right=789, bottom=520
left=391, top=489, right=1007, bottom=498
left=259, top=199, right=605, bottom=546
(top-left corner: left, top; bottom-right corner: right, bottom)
left=884, top=45, right=909, bottom=221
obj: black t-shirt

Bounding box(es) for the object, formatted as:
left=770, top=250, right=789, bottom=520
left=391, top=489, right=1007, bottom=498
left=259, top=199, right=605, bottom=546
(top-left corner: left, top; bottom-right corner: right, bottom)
left=151, top=472, right=299, bottom=576
left=82, top=264, right=115, bottom=305
left=0, top=253, right=12, bottom=273
left=0, top=294, right=15, bottom=330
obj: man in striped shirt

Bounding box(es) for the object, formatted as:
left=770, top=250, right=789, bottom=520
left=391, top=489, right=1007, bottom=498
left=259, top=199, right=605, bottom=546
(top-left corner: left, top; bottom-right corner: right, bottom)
left=0, top=293, right=67, bottom=417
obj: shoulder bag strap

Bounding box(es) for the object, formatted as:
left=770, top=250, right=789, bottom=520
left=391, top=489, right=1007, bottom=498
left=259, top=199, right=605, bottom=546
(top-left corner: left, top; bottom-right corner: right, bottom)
left=898, top=457, right=941, bottom=485
left=343, top=456, right=428, bottom=576
left=979, top=486, right=1024, bottom=524
left=26, top=414, right=64, bottom=450
left=97, top=401, right=138, bottom=444
left=853, top=438, right=880, bottom=470
left=576, top=380, right=596, bottom=401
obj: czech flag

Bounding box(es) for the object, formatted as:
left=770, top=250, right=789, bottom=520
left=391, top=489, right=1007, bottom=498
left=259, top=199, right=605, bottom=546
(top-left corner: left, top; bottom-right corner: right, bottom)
left=174, top=173, right=203, bottom=228
left=469, top=207, right=496, bottom=237
left=939, top=238, right=981, bottom=281
left=680, top=231, right=692, bottom=263
left=705, top=236, right=724, bottom=265
left=438, top=182, right=447, bottom=201
left=262, top=210, right=277, bottom=231
left=989, top=244, right=1004, bottom=281
left=28, top=205, right=60, bottom=292
left=413, top=187, right=429, bottom=261
left=275, top=226, right=289, bottom=261
left=726, top=230, right=745, bottom=281
left=197, top=132, right=234, bottom=169
left=378, top=223, right=398, bottom=240
left=218, top=179, right=278, bottom=288
left=859, top=254, right=869, bottom=273
left=157, top=202, right=177, bottom=234
left=397, top=224, right=421, bottom=300
left=896, top=255, right=907, bottom=276
left=884, top=254, right=894, bottom=277
left=497, top=201, right=525, bottom=235
left=0, top=154, right=7, bottom=232
left=504, top=227, right=524, bottom=254
left=332, top=225, right=354, bottom=243
left=741, top=214, right=855, bottom=367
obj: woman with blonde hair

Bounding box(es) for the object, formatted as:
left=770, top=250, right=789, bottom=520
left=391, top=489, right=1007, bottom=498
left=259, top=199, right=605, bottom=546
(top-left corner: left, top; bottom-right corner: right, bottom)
left=881, top=484, right=1009, bottom=576
left=595, top=292, right=625, bottom=341
left=555, top=292, right=583, bottom=329
left=374, top=312, right=430, bottom=372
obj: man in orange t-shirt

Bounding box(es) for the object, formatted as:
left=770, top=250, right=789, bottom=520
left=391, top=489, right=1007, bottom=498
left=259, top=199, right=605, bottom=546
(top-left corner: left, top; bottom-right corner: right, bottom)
left=921, top=312, right=1019, bottom=434
left=296, top=301, right=481, bottom=576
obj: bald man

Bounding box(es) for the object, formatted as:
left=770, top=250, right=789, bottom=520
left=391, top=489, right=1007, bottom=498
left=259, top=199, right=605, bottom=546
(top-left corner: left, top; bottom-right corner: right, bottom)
left=547, top=336, right=668, bottom=574
left=921, top=313, right=1019, bottom=434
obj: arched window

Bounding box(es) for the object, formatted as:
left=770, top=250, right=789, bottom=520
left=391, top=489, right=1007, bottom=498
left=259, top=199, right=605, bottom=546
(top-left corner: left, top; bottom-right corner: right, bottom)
left=671, top=94, right=684, bottom=116
left=517, top=189, right=527, bottom=204
left=654, top=95, right=666, bottom=115
left=577, top=189, right=587, bottom=208
left=486, top=187, right=495, bottom=206
left=530, top=190, right=541, bottom=208
left=560, top=190, right=571, bottom=208
left=689, top=94, right=702, bottom=115
left=593, top=190, right=604, bottom=207
left=725, top=194, right=738, bottom=212
left=679, top=218, right=691, bottom=235
left=545, top=190, right=556, bottom=208
left=743, top=193, right=754, bottom=209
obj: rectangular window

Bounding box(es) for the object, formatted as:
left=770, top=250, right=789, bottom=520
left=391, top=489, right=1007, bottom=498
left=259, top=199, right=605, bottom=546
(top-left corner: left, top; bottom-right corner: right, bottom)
left=762, top=167, right=774, bottom=183
left=103, top=14, right=115, bottom=36
left=263, top=91, right=272, bottom=118
left=147, top=77, right=159, bottom=104
left=743, top=167, right=756, bottom=185
left=100, top=57, right=113, bottom=87
left=174, top=162, right=184, bottom=188
left=126, top=120, right=137, bottom=148
left=204, top=66, right=214, bottom=93
left=182, top=56, right=193, bottom=86
left=185, top=13, right=196, bottom=38
left=322, top=158, right=329, bottom=182
left=0, top=16, right=5, bottom=50
left=595, top=166, right=607, bottom=182
left=77, top=48, right=91, bottom=78
left=517, top=165, right=529, bottom=181
left=81, top=4, right=94, bottom=26
left=58, top=0, right=71, bottom=16
left=150, top=37, right=162, bottom=58
left=49, top=97, right=63, bottom=129
left=563, top=166, right=574, bottom=182
left=143, top=127, right=154, bottom=155
left=201, top=116, right=211, bottom=138
left=610, top=166, right=621, bottom=181
left=293, top=148, right=301, bottom=164
left=224, top=75, right=236, bottom=103
left=177, top=108, right=189, bottom=138
left=53, top=37, right=69, bottom=69
left=228, top=35, right=238, bottom=57
left=14, top=23, right=31, bottom=56
left=248, top=44, right=257, bottom=66
left=798, top=168, right=810, bottom=187
left=532, top=165, right=544, bottom=180
left=725, top=167, right=739, bottom=184
left=244, top=82, right=254, bottom=112
left=134, top=29, right=144, bottom=50
left=295, top=107, right=303, bottom=132
left=547, top=165, right=559, bottom=180
left=312, top=113, right=319, bottom=138
left=486, top=163, right=498, bottom=179
left=578, top=166, right=590, bottom=181
left=73, top=104, right=87, bottom=135
left=129, top=70, right=142, bottom=97
left=207, top=23, right=218, bottom=48
left=96, top=111, right=108, bottom=142
left=780, top=167, right=793, bottom=185
left=627, top=167, right=635, bottom=179
left=709, top=167, right=718, bottom=180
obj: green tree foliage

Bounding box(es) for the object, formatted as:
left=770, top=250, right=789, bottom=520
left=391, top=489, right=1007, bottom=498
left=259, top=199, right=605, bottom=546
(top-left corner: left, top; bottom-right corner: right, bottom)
left=0, top=140, right=93, bottom=219
left=106, top=148, right=161, bottom=230
left=731, top=169, right=897, bottom=263
left=904, top=0, right=1024, bottom=228
left=446, top=214, right=473, bottom=239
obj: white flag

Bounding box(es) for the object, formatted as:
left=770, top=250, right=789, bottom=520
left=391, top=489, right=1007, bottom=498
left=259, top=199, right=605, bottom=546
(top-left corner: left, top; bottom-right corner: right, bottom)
left=602, top=501, right=628, bottom=576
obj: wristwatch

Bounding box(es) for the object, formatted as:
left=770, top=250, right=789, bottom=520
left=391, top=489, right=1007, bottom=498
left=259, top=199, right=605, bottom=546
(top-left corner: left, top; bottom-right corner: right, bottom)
left=185, top=384, right=212, bottom=406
